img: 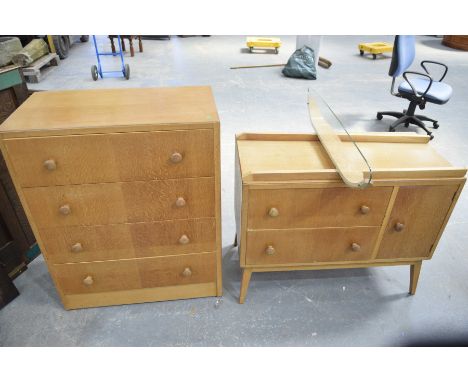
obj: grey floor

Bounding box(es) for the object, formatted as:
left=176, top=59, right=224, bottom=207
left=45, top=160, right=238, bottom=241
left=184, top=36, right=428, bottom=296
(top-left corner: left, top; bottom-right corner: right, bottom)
left=1, top=35, right=467, bottom=346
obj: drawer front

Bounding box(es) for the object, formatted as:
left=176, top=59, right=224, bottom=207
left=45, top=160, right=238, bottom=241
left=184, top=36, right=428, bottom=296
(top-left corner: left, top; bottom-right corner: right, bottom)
left=377, top=185, right=458, bottom=260
left=40, top=218, right=216, bottom=264
left=4, top=129, right=214, bottom=187
left=248, top=187, right=392, bottom=229
left=23, top=177, right=215, bottom=228
left=246, top=227, right=380, bottom=265
left=53, top=252, right=216, bottom=295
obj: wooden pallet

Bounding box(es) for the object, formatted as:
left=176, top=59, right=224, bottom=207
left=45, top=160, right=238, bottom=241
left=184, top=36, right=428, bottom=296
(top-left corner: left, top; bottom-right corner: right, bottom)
left=22, top=53, right=60, bottom=83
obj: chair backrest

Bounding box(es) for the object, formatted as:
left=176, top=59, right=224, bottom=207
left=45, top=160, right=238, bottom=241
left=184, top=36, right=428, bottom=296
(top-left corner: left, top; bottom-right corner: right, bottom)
left=388, top=35, right=415, bottom=77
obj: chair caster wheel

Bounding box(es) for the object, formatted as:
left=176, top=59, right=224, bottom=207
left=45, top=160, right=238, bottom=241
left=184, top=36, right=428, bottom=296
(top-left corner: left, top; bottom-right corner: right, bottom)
left=429, top=134, right=434, bottom=140
left=373, top=54, right=377, bottom=60
left=404, top=122, right=410, bottom=127
left=376, top=113, right=383, bottom=120
left=433, top=122, right=439, bottom=129
left=389, top=127, right=396, bottom=132
left=360, top=50, right=364, bottom=56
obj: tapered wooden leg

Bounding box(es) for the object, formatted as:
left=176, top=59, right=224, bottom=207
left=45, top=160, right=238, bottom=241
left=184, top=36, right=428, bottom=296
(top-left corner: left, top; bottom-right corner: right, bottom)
left=138, top=36, right=143, bottom=52
left=110, top=37, right=116, bottom=53
left=409, top=261, right=422, bottom=295
left=121, top=37, right=126, bottom=51
left=233, top=234, right=238, bottom=247
left=239, top=269, right=252, bottom=304
left=129, top=38, right=135, bottom=57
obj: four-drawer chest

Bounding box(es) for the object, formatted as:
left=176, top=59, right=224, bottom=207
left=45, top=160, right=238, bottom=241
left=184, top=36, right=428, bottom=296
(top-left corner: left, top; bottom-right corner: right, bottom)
left=0, top=86, right=222, bottom=309
left=235, top=132, right=466, bottom=303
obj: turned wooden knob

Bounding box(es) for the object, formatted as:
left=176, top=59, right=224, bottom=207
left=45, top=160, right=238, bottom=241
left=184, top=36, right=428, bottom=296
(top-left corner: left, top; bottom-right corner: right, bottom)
left=182, top=267, right=192, bottom=277
left=265, top=245, right=276, bottom=256
left=170, top=152, right=183, bottom=164
left=268, top=207, right=279, bottom=217
left=83, top=275, right=93, bottom=286
left=59, top=204, right=71, bottom=215
left=351, top=243, right=361, bottom=252
left=175, top=197, right=186, bottom=208
left=179, top=234, right=190, bottom=245
left=360, top=205, right=370, bottom=215
left=71, top=242, right=83, bottom=253
left=395, top=222, right=405, bottom=232
left=43, top=159, right=57, bottom=171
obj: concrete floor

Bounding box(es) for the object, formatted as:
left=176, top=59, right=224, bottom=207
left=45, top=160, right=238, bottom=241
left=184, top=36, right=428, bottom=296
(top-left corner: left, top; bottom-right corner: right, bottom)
left=1, top=35, right=467, bottom=346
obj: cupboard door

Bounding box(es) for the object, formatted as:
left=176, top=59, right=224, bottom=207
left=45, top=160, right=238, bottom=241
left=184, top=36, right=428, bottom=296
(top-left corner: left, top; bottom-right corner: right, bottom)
left=377, top=185, right=458, bottom=260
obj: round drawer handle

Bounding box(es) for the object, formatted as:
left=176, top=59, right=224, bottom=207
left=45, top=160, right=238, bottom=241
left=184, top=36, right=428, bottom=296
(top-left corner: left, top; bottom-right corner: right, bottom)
left=265, top=245, right=276, bottom=256
left=71, top=242, right=83, bottom=253
left=170, top=152, right=183, bottom=164
left=182, top=267, right=192, bottom=277
left=360, top=205, right=370, bottom=215
left=394, top=222, right=405, bottom=232
left=83, top=275, right=93, bottom=286
left=179, top=234, right=190, bottom=245
left=268, top=207, right=279, bottom=217
left=351, top=242, right=361, bottom=252
left=59, top=204, right=71, bottom=215
left=43, top=159, right=57, bottom=171
left=175, top=197, right=186, bottom=208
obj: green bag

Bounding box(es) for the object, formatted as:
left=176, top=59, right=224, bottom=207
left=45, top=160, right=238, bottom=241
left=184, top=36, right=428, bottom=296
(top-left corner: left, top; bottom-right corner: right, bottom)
left=282, top=45, right=317, bottom=80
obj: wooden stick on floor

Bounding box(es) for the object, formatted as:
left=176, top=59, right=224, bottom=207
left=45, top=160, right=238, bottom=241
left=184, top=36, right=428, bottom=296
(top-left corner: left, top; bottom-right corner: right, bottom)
left=230, top=57, right=332, bottom=70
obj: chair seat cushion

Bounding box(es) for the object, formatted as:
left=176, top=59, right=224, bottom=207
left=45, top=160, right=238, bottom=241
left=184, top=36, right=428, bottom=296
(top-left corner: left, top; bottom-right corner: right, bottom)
left=398, top=78, right=452, bottom=104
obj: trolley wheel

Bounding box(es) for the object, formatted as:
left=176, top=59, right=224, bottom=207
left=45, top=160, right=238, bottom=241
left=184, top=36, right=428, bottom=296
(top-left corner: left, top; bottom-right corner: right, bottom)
left=124, top=64, right=130, bottom=80
left=359, top=50, right=364, bottom=56
left=372, top=54, right=377, bottom=60
left=91, top=65, right=98, bottom=81
left=376, top=112, right=383, bottom=120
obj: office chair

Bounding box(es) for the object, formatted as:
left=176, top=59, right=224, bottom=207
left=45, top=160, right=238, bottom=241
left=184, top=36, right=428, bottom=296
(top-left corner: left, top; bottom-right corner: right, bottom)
left=376, top=35, right=452, bottom=139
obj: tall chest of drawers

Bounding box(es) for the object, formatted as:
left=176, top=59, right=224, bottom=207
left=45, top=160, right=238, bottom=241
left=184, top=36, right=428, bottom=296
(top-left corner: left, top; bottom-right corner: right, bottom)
left=235, top=133, right=466, bottom=303
left=0, top=86, right=222, bottom=309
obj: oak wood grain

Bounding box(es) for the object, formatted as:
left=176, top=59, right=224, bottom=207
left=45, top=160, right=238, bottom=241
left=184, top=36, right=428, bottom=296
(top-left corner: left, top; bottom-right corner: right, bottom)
left=40, top=218, right=216, bottom=264
left=53, top=252, right=216, bottom=295
left=376, top=185, right=459, bottom=259
left=4, top=129, right=214, bottom=187
left=0, top=87, right=219, bottom=136
left=22, top=177, right=215, bottom=228
left=248, top=186, right=392, bottom=229
left=246, top=227, right=380, bottom=265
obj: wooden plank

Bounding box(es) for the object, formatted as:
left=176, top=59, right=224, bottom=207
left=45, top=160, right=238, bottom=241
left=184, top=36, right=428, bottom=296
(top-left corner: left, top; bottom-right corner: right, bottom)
left=22, top=53, right=59, bottom=73
left=308, top=97, right=371, bottom=188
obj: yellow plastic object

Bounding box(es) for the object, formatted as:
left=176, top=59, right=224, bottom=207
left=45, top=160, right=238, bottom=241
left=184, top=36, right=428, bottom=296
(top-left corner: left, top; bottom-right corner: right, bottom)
left=358, top=42, right=393, bottom=59
left=246, top=37, right=281, bottom=53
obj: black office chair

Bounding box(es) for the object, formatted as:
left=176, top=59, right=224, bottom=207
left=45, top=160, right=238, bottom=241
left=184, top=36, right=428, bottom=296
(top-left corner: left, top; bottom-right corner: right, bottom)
left=377, top=35, right=452, bottom=139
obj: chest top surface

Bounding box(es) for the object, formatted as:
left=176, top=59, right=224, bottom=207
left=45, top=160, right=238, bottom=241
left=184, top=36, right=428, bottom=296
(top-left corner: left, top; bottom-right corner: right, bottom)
left=0, top=86, right=219, bottom=138
left=236, top=133, right=466, bottom=184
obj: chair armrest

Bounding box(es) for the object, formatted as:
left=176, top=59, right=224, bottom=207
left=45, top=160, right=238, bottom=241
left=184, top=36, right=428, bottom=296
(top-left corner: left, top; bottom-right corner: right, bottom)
left=421, top=60, right=448, bottom=82
left=402, top=71, right=433, bottom=98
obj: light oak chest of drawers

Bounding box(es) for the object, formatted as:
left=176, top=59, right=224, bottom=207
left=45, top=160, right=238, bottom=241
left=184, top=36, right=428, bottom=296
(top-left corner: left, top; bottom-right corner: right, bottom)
left=0, top=86, right=222, bottom=309
left=235, top=133, right=466, bottom=303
